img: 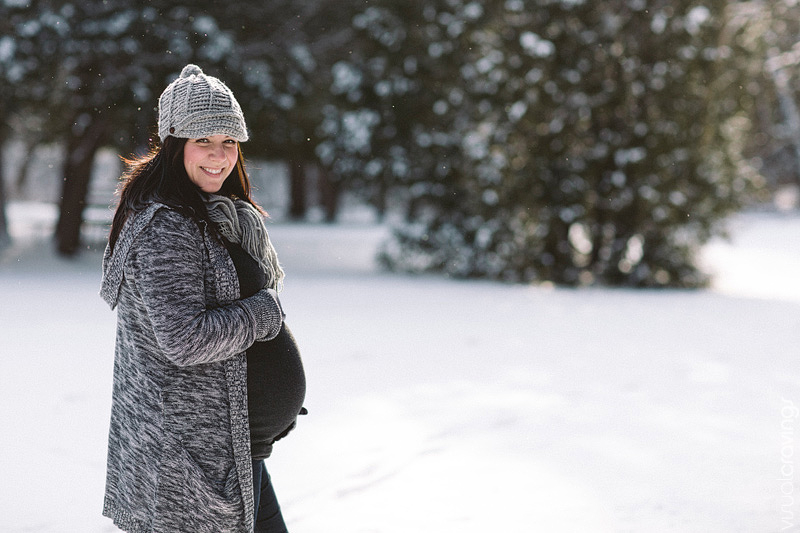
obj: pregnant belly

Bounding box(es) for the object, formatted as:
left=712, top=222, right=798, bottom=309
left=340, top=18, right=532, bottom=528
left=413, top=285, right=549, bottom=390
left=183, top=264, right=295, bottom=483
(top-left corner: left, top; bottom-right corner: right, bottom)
left=246, top=323, right=306, bottom=452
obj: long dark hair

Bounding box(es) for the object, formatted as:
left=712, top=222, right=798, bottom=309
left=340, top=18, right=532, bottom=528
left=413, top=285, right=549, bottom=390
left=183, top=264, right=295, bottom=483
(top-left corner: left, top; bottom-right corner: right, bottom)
left=108, top=136, right=262, bottom=251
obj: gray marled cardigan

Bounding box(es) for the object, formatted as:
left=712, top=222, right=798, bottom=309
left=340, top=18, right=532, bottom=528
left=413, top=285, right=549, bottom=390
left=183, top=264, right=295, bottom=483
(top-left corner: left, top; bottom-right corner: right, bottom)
left=100, top=203, right=282, bottom=533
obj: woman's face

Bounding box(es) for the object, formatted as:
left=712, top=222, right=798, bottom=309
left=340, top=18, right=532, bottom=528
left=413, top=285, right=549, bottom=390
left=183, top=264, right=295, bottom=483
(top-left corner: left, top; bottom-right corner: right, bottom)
left=183, top=135, right=238, bottom=193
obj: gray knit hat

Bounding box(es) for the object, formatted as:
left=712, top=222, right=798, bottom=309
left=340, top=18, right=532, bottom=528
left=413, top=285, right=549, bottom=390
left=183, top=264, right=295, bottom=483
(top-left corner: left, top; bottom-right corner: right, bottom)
left=157, top=64, right=249, bottom=142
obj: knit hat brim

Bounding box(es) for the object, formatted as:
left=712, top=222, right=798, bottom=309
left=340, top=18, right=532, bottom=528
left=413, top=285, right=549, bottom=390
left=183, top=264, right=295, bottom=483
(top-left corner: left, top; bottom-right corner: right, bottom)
left=164, top=111, right=250, bottom=142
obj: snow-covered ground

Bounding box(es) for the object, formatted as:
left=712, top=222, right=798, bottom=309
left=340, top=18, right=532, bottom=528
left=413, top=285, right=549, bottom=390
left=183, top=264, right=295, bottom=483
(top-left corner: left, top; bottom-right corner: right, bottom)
left=1, top=203, right=799, bottom=532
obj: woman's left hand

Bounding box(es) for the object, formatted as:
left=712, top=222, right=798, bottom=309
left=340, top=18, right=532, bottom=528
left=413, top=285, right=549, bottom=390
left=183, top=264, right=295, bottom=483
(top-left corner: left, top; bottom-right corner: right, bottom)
left=273, top=407, right=308, bottom=442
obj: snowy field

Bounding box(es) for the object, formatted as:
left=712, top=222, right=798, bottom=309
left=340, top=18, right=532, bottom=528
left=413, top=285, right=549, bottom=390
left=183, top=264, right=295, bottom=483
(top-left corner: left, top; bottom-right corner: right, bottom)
left=1, top=202, right=799, bottom=533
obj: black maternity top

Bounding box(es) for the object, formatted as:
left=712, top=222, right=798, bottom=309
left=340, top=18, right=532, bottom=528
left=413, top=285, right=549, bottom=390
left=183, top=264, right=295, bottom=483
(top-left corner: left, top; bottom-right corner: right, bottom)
left=223, top=238, right=306, bottom=460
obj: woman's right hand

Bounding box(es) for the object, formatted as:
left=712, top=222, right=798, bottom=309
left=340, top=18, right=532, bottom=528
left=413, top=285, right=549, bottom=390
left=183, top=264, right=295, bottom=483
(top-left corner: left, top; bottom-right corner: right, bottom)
left=252, top=288, right=285, bottom=341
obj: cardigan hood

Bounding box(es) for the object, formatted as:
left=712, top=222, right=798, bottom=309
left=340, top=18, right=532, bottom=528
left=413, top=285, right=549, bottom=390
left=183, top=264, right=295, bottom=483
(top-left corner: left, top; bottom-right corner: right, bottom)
left=101, top=203, right=164, bottom=309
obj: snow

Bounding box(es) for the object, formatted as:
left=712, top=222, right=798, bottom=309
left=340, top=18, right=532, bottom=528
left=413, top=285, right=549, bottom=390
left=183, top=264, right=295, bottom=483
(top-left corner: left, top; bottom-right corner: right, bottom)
left=1, top=203, right=799, bottom=532
left=519, top=32, right=555, bottom=58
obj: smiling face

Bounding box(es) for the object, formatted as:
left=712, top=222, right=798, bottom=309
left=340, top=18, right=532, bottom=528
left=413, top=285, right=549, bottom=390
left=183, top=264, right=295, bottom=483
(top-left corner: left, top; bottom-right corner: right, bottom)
left=183, top=135, right=238, bottom=193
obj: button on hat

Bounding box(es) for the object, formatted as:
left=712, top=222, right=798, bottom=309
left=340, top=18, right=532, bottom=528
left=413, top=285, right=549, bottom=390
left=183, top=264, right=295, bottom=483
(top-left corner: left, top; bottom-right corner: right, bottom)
left=158, top=64, right=249, bottom=142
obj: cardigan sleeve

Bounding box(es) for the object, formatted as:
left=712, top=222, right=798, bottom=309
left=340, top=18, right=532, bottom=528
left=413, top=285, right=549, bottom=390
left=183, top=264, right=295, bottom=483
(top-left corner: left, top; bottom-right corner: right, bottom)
left=126, top=208, right=282, bottom=366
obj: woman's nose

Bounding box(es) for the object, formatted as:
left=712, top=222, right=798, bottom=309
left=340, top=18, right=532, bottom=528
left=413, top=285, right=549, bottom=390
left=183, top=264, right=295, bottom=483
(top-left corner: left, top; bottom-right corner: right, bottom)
left=208, top=144, right=226, bottom=161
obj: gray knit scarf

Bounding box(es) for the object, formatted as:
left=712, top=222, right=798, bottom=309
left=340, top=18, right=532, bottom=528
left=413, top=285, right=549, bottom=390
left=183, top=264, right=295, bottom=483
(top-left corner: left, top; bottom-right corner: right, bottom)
left=204, top=194, right=285, bottom=292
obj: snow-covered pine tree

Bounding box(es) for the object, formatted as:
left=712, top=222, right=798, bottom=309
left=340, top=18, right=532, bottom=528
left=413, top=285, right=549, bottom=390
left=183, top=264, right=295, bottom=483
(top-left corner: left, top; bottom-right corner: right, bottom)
left=301, top=2, right=423, bottom=221
left=380, top=0, right=759, bottom=287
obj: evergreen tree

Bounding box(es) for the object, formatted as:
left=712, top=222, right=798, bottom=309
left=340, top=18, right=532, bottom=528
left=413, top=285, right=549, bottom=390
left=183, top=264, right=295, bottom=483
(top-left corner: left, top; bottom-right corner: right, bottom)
left=313, top=3, right=424, bottom=219
left=380, top=0, right=759, bottom=287
left=222, top=1, right=357, bottom=220
left=2, top=1, right=229, bottom=255
left=0, top=0, right=53, bottom=249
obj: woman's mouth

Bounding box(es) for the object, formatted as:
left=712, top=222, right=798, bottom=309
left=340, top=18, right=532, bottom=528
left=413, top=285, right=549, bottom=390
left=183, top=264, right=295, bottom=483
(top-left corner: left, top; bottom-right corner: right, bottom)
left=201, top=167, right=224, bottom=175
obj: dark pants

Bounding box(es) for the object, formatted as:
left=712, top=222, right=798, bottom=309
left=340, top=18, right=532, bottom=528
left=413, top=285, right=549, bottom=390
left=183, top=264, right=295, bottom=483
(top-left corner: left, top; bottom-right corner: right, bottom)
left=252, top=460, right=288, bottom=533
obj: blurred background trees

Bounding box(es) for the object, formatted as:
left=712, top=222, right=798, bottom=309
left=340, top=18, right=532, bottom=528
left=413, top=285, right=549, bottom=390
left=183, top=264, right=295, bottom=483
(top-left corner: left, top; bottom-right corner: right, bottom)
left=378, top=0, right=761, bottom=287
left=0, top=0, right=797, bottom=287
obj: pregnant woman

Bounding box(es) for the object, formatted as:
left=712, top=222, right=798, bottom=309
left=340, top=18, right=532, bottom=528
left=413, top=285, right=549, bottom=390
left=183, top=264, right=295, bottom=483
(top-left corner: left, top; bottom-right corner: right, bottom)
left=100, top=64, right=306, bottom=533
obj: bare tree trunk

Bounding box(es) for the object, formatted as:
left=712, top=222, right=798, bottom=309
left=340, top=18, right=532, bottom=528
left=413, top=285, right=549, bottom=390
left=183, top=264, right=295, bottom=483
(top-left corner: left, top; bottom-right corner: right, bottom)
left=0, top=131, right=10, bottom=250
left=373, top=176, right=388, bottom=222
left=54, top=118, right=108, bottom=256
left=14, top=137, right=39, bottom=195
left=317, top=165, right=340, bottom=223
left=288, top=159, right=307, bottom=221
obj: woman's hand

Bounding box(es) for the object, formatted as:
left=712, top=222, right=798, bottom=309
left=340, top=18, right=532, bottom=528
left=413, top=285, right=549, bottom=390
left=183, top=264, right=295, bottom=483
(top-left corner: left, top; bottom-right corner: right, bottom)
left=252, top=288, right=285, bottom=341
